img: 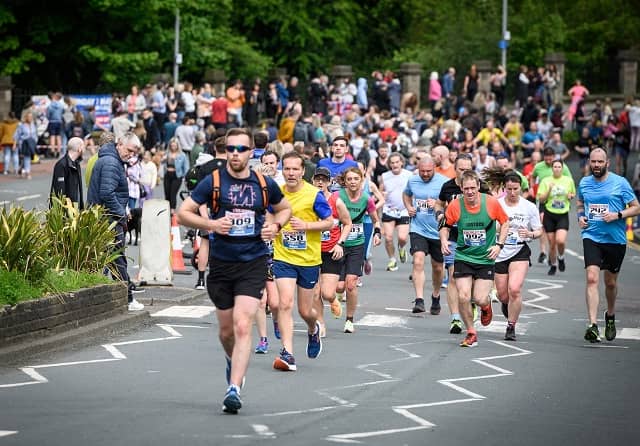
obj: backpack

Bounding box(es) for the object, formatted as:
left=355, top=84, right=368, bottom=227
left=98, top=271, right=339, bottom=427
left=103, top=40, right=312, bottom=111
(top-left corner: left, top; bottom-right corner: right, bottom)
left=293, top=121, right=310, bottom=144
left=210, top=169, right=269, bottom=215
left=185, top=164, right=203, bottom=191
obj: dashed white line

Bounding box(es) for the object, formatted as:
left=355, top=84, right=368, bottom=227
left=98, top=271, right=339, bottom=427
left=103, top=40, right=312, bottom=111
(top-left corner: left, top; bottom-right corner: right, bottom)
left=0, top=431, right=18, bottom=438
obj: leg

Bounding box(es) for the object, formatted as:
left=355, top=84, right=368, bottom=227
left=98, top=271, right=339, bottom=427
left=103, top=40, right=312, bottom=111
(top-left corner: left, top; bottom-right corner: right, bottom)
left=547, top=231, right=557, bottom=265
left=603, top=270, right=619, bottom=316
left=471, top=278, right=494, bottom=308
left=216, top=307, right=235, bottom=359
left=446, top=264, right=459, bottom=315
left=296, top=285, right=318, bottom=334
left=456, top=276, right=474, bottom=331
left=229, top=295, right=261, bottom=386
left=555, top=229, right=568, bottom=257
left=506, top=262, right=529, bottom=323
left=585, top=265, right=601, bottom=325
left=494, top=273, right=509, bottom=306
left=345, top=274, right=359, bottom=318
left=430, top=258, right=444, bottom=297
left=397, top=223, right=409, bottom=250
left=411, top=251, right=426, bottom=299
left=383, top=221, right=396, bottom=259
left=275, top=277, right=296, bottom=354
left=3, top=146, right=9, bottom=173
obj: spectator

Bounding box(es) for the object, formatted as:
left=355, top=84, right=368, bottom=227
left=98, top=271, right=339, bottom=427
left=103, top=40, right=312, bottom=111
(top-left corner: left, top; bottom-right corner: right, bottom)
left=181, top=81, right=197, bottom=119
left=164, top=137, right=189, bottom=212
left=125, top=84, right=146, bottom=123
left=163, top=112, right=179, bottom=147
left=47, top=92, right=64, bottom=157
left=211, top=91, right=228, bottom=130
left=126, top=153, right=143, bottom=210
left=111, top=109, right=135, bottom=142
left=13, top=111, right=37, bottom=179
left=151, top=82, right=167, bottom=129
left=50, top=136, right=85, bottom=208
left=463, top=64, right=479, bottom=103
left=226, top=79, right=245, bottom=127
left=141, top=108, right=161, bottom=151
left=140, top=149, right=158, bottom=199
left=0, top=111, right=20, bottom=175
left=429, top=72, right=442, bottom=111
left=174, top=115, right=197, bottom=154
left=87, top=132, right=145, bottom=311
left=190, top=131, right=206, bottom=166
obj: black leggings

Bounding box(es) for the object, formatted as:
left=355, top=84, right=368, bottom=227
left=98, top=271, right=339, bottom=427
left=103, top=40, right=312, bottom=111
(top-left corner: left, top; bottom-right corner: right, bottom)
left=164, top=170, right=182, bottom=211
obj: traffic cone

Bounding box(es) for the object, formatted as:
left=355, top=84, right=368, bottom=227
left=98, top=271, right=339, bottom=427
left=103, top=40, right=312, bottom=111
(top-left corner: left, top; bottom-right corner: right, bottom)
left=626, top=217, right=634, bottom=241
left=171, top=213, right=192, bottom=275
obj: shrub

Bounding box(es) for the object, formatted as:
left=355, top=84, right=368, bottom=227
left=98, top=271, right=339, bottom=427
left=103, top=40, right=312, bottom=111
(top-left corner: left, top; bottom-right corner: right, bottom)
left=0, top=206, right=51, bottom=284
left=0, top=269, right=41, bottom=305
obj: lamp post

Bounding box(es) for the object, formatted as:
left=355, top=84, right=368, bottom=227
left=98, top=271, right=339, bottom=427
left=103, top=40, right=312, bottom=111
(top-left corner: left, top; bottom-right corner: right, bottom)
left=173, top=7, right=181, bottom=87
left=500, top=0, right=509, bottom=69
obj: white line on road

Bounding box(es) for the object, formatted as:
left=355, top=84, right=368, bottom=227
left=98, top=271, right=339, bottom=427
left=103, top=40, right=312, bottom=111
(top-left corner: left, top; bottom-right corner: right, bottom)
left=0, top=431, right=18, bottom=438
left=565, top=248, right=584, bottom=260
left=16, top=194, right=41, bottom=202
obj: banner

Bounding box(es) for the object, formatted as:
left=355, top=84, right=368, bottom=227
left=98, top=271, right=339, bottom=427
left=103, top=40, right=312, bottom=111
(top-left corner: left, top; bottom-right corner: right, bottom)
left=30, top=94, right=113, bottom=130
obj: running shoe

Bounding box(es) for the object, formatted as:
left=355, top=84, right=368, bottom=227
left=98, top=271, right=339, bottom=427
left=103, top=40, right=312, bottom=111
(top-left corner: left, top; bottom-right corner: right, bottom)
left=548, top=265, right=557, bottom=276
left=412, top=298, right=426, bottom=313
left=480, top=304, right=493, bottom=326
left=364, top=259, right=372, bottom=275
left=386, top=258, right=398, bottom=271
left=558, top=257, right=566, bottom=272
left=195, top=278, right=205, bottom=290
left=307, top=322, right=323, bottom=359
left=331, top=298, right=343, bottom=318
left=255, top=338, right=269, bottom=354
left=460, top=332, right=478, bottom=347
left=399, top=246, right=407, bottom=263
left=501, top=302, right=509, bottom=319
left=129, top=283, right=145, bottom=294
left=273, top=348, right=297, bottom=371
left=441, top=271, right=449, bottom=288
left=604, top=311, right=616, bottom=341
left=430, top=296, right=441, bottom=315
left=537, top=252, right=547, bottom=264
left=128, top=298, right=144, bottom=311
left=504, top=324, right=516, bottom=341
left=357, top=278, right=363, bottom=287
left=225, top=357, right=245, bottom=388
left=449, top=319, right=463, bottom=334
left=472, top=303, right=479, bottom=324
left=273, top=320, right=281, bottom=340
left=319, top=322, right=327, bottom=338
left=222, top=385, right=242, bottom=414
left=344, top=320, right=355, bottom=333
left=584, top=323, right=602, bottom=343
left=408, top=274, right=413, bottom=281
left=489, top=288, right=499, bottom=303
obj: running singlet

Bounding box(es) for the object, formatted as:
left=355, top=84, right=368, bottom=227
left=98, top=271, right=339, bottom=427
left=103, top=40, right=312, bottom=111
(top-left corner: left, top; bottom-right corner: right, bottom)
left=445, top=193, right=509, bottom=265
left=274, top=181, right=331, bottom=266
left=404, top=172, right=448, bottom=239
left=577, top=173, right=636, bottom=245
left=538, top=175, right=576, bottom=214
left=496, top=196, right=542, bottom=262
left=439, top=178, right=491, bottom=242
left=321, top=192, right=342, bottom=252
left=531, top=161, right=571, bottom=183
left=339, top=189, right=375, bottom=248
left=382, top=169, right=412, bottom=217
left=190, top=169, right=283, bottom=262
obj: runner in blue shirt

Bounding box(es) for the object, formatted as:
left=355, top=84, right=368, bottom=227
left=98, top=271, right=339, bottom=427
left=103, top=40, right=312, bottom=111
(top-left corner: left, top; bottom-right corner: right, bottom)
left=317, top=136, right=358, bottom=191
left=403, top=157, right=449, bottom=314
left=576, top=148, right=640, bottom=343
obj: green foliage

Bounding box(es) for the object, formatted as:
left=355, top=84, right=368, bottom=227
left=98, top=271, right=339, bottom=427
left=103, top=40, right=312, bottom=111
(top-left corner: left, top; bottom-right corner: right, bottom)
left=44, top=196, right=120, bottom=274
left=0, top=269, right=41, bottom=305
left=0, top=206, right=51, bottom=284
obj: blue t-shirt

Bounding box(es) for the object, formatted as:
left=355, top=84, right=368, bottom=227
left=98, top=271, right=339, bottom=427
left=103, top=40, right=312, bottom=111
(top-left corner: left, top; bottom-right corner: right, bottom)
left=317, top=157, right=359, bottom=191
left=577, top=173, right=635, bottom=245
left=404, top=173, right=449, bottom=239
left=190, top=168, right=284, bottom=261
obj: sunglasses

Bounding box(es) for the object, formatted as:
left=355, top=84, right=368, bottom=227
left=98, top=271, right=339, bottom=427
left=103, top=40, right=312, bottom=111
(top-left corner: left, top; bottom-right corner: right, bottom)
left=225, top=145, right=252, bottom=153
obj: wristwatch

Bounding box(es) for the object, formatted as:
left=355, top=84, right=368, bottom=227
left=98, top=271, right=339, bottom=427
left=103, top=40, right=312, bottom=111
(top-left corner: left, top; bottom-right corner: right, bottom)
left=618, top=211, right=623, bottom=220
left=496, top=243, right=504, bottom=249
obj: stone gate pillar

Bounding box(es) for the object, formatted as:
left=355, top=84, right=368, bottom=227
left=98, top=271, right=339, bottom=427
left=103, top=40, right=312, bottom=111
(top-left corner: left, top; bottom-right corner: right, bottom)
left=473, top=60, right=492, bottom=95
left=204, top=69, right=227, bottom=96
left=400, top=62, right=422, bottom=110
left=544, top=52, right=567, bottom=103
left=618, top=49, right=639, bottom=98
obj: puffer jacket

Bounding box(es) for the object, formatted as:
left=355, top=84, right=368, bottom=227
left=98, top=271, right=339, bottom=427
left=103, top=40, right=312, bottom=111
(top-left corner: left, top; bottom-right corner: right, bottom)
left=87, top=142, right=129, bottom=222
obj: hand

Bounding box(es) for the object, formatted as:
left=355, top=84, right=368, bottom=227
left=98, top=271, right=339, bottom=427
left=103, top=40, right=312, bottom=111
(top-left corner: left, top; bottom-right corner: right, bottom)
left=373, top=232, right=382, bottom=246
left=487, top=245, right=502, bottom=260
left=213, top=216, right=232, bottom=235
left=578, top=216, right=588, bottom=229
left=407, top=206, right=417, bottom=217
left=517, top=228, right=531, bottom=239
left=330, top=244, right=344, bottom=260
left=289, top=216, right=307, bottom=231
left=261, top=223, right=278, bottom=240
left=603, top=212, right=618, bottom=223
left=441, top=241, right=451, bottom=256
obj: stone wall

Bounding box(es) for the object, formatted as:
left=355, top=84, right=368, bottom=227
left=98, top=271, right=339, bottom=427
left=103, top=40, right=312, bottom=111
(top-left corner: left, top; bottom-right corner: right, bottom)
left=0, top=283, right=127, bottom=347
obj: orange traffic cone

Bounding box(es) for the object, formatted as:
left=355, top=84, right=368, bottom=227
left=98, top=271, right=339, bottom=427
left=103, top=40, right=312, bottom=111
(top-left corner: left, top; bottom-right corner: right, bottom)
left=171, top=213, right=192, bottom=275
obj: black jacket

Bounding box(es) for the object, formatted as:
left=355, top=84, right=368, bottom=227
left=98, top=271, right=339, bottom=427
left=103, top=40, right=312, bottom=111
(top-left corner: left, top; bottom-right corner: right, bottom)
left=50, top=154, right=84, bottom=209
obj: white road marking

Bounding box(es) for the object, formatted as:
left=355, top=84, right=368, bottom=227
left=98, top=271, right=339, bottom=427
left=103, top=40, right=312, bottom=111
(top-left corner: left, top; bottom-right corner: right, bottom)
left=357, top=314, right=408, bottom=328
left=564, top=248, right=584, bottom=260
left=618, top=328, right=640, bottom=340
left=385, top=307, right=411, bottom=312
left=582, top=345, right=629, bottom=349
left=16, top=194, right=41, bottom=202
left=151, top=305, right=215, bottom=318
left=477, top=321, right=529, bottom=335
left=252, top=424, right=276, bottom=437
left=522, top=278, right=564, bottom=315
left=0, top=431, right=18, bottom=438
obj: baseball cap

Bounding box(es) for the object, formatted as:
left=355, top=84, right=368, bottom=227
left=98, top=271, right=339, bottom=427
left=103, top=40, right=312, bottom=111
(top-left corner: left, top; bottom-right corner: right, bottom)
left=313, top=167, right=331, bottom=179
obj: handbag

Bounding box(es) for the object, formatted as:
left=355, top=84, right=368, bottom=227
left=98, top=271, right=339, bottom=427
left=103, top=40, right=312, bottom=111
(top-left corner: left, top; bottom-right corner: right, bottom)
left=21, top=138, right=36, bottom=157
left=139, top=183, right=147, bottom=198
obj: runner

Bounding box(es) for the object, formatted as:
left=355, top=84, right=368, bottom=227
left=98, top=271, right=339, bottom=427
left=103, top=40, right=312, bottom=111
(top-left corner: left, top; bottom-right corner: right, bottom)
left=358, top=160, right=385, bottom=276
left=402, top=157, right=448, bottom=314
left=312, top=166, right=352, bottom=336
left=272, top=152, right=333, bottom=371
left=338, top=167, right=382, bottom=333
left=317, top=135, right=358, bottom=191
left=495, top=171, right=543, bottom=341
left=440, top=170, right=510, bottom=347
left=177, top=128, right=291, bottom=414
left=536, top=159, right=576, bottom=275
left=379, top=153, right=412, bottom=271
left=435, top=154, right=491, bottom=334
left=576, top=148, right=640, bottom=343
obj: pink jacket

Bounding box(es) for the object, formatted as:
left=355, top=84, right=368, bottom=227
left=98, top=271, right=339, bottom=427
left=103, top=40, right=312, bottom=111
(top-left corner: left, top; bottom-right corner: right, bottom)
left=429, top=79, right=442, bottom=101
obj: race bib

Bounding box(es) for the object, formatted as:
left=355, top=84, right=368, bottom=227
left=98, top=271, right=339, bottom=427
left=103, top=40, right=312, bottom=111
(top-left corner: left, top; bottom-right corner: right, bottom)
left=506, top=229, right=519, bottom=245
left=588, top=204, right=608, bottom=221
left=282, top=230, right=307, bottom=250
left=415, top=199, right=433, bottom=214
left=347, top=223, right=364, bottom=241
left=226, top=210, right=255, bottom=236
left=264, top=239, right=274, bottom=254
left=384, top=207, right=401, bottom=218
left=321, top=230, right=331, bottom=242
left=551, top=200, right=564, bottom=210
left=462, top=229, right=487, bottom=247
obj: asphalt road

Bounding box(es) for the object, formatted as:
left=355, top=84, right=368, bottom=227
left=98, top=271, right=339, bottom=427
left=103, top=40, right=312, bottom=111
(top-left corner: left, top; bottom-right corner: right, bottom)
left=1, top=157, right=640, bottom=445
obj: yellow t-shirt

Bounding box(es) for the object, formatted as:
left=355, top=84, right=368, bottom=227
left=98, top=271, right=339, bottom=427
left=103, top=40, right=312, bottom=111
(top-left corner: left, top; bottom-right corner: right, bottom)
left=274, top=182, right=325, bottom=266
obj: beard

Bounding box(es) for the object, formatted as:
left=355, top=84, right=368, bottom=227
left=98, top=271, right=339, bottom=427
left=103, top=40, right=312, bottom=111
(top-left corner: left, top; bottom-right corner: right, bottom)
left=229, top=157, right=248, bottom=173
left=592, top=166, right=607, bottom=178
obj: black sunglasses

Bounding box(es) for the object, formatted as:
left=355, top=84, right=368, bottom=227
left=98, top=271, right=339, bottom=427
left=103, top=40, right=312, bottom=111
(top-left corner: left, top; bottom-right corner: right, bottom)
left=225, top=145, right=252, bottom=153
